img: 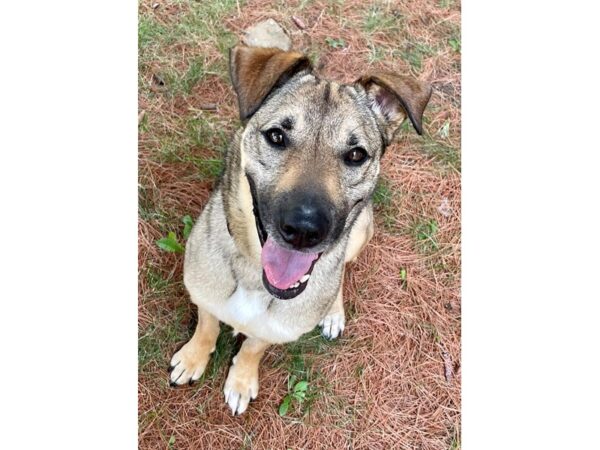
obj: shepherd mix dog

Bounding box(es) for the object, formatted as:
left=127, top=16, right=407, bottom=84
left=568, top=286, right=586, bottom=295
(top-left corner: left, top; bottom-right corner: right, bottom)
left=168, top=45, right=432, bottom=415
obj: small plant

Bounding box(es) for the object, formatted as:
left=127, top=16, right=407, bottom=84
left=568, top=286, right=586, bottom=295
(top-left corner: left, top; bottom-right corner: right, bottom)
left=399, top=267, right=407, bottom=288
left=401, top=42, right=435, bottom=71
left=156, top=231, right=184, bottom=253
left=414, top=219, right=439, bottom=253
left=182, top=215, right=194, bottom=239
left=278, top=376, right=310, bottom=416
left=448, top=37, right=461, bottom=53
left=325, top=37, right=346, bottom=49
left=180, top=57, right=206, bottom=94
left=363, top=5, right=400, bottom=34
left=156, top=215, right=195, bottom=253
left=372, top=179, right=393, bottom=208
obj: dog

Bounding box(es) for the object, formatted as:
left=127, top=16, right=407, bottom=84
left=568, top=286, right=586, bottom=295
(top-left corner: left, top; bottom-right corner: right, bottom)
left=168, top=45, right=431, bottom=415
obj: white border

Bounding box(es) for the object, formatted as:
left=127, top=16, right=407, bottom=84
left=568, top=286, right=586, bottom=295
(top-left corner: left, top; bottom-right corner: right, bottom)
left=1, top=1, right=599, bottom=448
left=0, top=1, right=138, bottom=448
left=464, top=1, right=600, bottom=448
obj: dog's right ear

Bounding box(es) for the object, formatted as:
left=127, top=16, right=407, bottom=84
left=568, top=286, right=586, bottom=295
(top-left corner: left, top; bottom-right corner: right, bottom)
left=229, top=45, right=312, bottom=121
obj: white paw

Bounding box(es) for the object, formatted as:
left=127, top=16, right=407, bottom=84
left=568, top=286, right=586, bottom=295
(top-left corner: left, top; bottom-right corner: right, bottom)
left=223, top=357, right=259, bottom=415
left=319, top=311, right=345, bottom=340
left=168, top=342, right=214, bottom=386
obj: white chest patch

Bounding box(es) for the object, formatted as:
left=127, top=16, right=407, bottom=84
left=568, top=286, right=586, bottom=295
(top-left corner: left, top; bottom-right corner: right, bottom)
left=226, top=285, right=269, bottom=324
left=209, top=285, right=301, bottom=343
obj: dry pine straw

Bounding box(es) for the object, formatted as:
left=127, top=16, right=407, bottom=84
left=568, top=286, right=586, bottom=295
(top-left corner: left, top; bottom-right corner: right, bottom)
left=139, top=0, right=460, bottom=448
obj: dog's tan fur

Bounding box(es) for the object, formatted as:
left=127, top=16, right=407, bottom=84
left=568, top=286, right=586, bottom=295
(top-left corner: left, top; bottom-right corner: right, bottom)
left=169, top=46, right=431, bottom=415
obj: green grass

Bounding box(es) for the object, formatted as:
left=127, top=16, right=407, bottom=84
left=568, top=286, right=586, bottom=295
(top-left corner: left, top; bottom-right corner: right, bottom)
left=363, top=5, right=402, bottom=34
left=146, top=267, right=172, bottom=294
left=138, top=0, right=237, bottom=199
left=139, top=306, right=189, bottom=370
left=154, top=115, right=229, bottom=180
left=202, top=325, right=238, bottom=381
left=272, top=328, right=339, bottom=418
left=139, top=0, right=242, bottom=92
left=158, top=57, right=208, bottom=96
left=186, top=115, right=231, bottom=154
left=449, top=36, right=461, bottom=53
left=372, top=177, right=400, bottom=231
left=372, top=178, right=393, bottom=208
left=449, top=433, right=461, bottom=450
left=363, top=5, right=403, bottom=65
left=421, top=137, right=461, bottom=172
left=325, top=37, right=346, bottom=49
left=412, top=218, right=440, bottom=254
left=399, top=42, right=436, bottom=71
left=138, top=15, right=169, bottom=51
left=367, top=44, right=386, bottom=63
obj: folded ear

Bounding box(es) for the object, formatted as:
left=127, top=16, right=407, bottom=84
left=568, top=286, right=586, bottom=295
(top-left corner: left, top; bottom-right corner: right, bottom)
left=229, top=45, right=312, bottom=121
left=357, top=72, right=432, bottom=144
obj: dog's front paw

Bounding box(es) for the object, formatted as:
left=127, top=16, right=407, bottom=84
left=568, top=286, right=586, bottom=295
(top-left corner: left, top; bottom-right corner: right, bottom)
left=223, top=356, right=259, bottom=415
left=319, top=311, right=345, bottom=340
left=168, top=341, right=213, bottom=386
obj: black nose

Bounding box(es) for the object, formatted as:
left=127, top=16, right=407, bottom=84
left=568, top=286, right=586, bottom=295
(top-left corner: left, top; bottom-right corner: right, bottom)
left=278, top=198, right=331, bottom=249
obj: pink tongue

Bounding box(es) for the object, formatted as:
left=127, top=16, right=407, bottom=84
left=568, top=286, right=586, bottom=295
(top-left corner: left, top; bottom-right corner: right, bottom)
left=261, top=236, right=318, bottom=290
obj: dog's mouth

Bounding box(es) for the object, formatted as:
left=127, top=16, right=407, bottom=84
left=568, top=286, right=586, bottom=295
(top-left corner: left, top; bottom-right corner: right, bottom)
left=246, top=173, right=322, bottom=300
left=261, top=237, right=321, bottom=300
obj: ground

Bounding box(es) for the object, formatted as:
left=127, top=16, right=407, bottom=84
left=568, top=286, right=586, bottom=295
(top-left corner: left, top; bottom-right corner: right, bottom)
left=138, top=0, right=461, bottom=448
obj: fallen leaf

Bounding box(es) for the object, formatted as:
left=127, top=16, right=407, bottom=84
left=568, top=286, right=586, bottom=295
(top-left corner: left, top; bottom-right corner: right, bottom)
left=292, top=15, right=306, bottom=30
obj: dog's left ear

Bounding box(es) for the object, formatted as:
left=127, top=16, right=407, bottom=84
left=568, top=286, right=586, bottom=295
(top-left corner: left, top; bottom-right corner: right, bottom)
left=357, top=72, right=432, bottom=144
left=229, top=45, right=312, bottom=121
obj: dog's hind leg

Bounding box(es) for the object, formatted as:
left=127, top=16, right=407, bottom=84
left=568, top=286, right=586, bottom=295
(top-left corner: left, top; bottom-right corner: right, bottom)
left=223, top=337, right=270, bottom=415
left=168, top=306, right=220, bottom=386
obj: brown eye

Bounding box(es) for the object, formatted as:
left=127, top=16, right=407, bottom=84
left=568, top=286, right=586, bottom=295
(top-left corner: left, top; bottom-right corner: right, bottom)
left=344, top=147, right=369, bottom=166
left=264, top=128, right=286, bottom=148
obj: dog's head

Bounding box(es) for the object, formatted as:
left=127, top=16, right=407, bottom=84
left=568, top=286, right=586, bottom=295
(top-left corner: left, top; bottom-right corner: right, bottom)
left=229, top=46, right=431, bottom=299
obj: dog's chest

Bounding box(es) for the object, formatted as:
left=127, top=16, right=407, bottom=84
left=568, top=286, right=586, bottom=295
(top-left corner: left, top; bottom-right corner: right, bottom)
left=225, top=285, right=269, bottom=324
left=216, top=285, right=302, bottom=343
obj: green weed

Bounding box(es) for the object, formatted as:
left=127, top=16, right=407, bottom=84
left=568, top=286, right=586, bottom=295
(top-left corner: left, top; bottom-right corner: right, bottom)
left=156, top=214, right=196, bottom=253
left=279, top=377, right=310, bottom=416
left=373, top=178, right=393, bottom=208
left=421, top=137, right=461, bottom=172
left=325, top=37, right=346, bottom=49
left=182, top=215, right=194, bottom=239
left=156, top=231, right=184, bottom=253
left=363, top=5, right=402, bottom=34
left=449, top=37, right=461, bottom=53
left=413, top=218, right=439, bottom=253
left=138, top=307, right=189, bottom=369
left=400, top=42, right=436, bottom=71
left=372, top=178, right=399, bottom=231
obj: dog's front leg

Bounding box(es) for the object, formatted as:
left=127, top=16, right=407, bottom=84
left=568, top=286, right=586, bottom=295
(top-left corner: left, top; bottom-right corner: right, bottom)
left=319, top=277, right=345, bottom=340
left=169, top=306, right=220, bottom=386
left=223, top=337, right=269, bottom=415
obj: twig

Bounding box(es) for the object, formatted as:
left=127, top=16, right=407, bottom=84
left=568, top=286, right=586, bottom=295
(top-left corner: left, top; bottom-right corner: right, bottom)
left=439, top=344, right=453, bottom=382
